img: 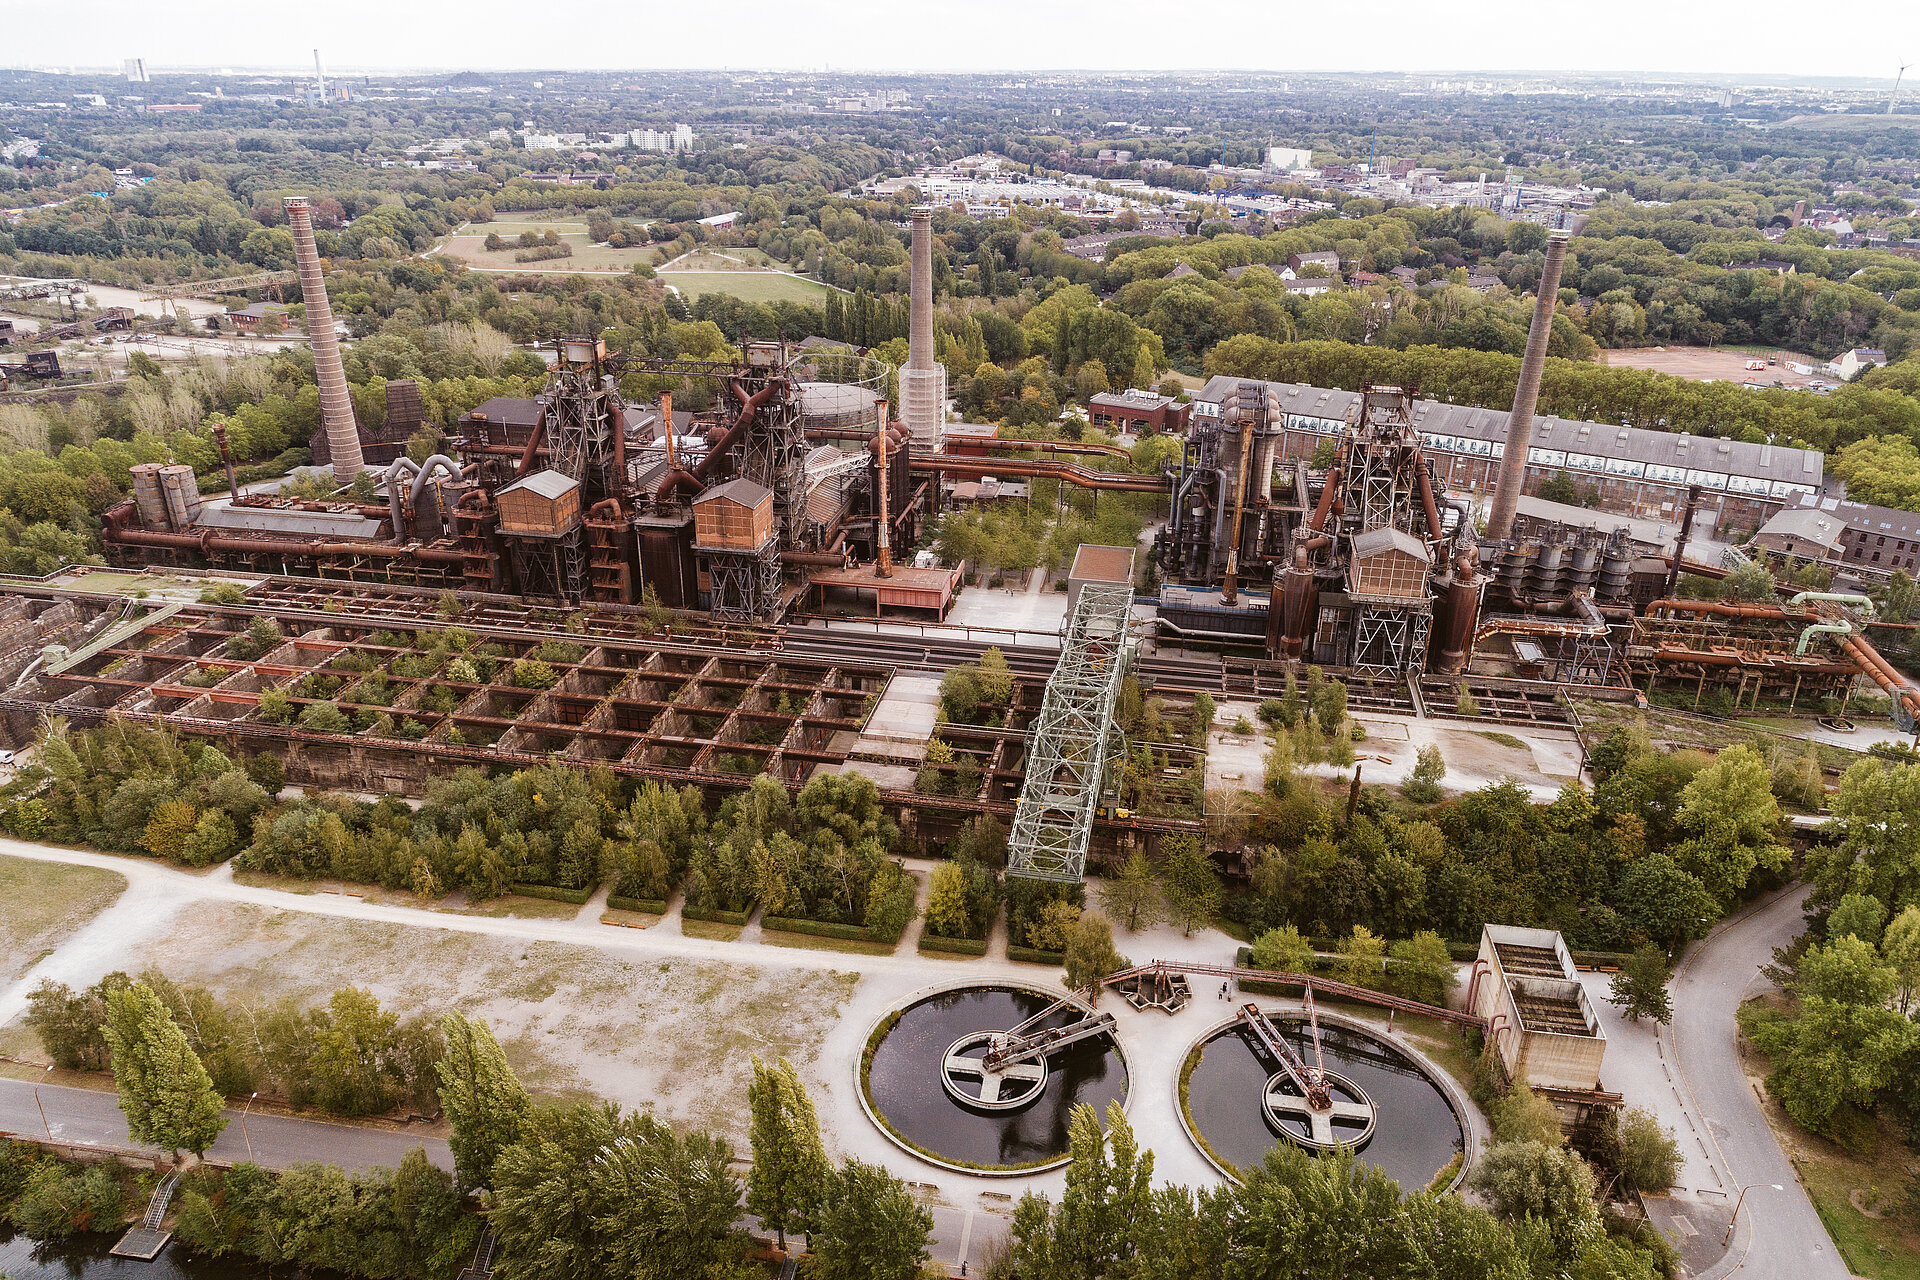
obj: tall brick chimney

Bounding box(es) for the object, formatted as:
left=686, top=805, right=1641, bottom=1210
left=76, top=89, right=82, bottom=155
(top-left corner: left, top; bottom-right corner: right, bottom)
left=1486, top=228, right=1571, bottom=540
left=284, top=196, right=362, bottom=481
left=898, top=207, right=945, bottom=453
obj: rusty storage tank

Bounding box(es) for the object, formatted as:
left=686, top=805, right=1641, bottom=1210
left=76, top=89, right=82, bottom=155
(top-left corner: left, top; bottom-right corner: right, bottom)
left=636, top=514, right=697, bottom=609
left=130, top=463, right=169, bottom=531
left=1566, top=539, right=1600, bottom=594
left=1529, top=540, right=1565, bottom=597
left=158, top=464, right=202, bottom=531
left=1431, top=570, right=1483, bottom=674
left=1268, top=558, right=1320, bottom=661
left=1498, top=542, right=1530, bottom=596
left=1596, top=534, right=1633, bottom=602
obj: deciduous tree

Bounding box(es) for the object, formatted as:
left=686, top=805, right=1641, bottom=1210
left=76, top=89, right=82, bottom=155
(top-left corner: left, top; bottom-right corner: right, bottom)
left=747, top=1056, right=827, bottom=1251
left=436, top=1011, right=528, bottom=1191
left=102, top=980, right=228, bottom=1156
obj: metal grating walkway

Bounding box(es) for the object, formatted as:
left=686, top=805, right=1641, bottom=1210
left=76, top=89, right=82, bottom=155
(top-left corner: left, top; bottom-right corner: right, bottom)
left=1005, top=583, right=1135, bottom=882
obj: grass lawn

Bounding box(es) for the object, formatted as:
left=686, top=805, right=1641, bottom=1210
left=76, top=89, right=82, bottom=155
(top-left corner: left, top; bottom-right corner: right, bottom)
left=679, top=917, right=743, bottom=942
left=1740, top=1000, right=1920, bottom=1280
left=660, top=271, right=829, bottom=305
left=600, top=908, right=663, bottom=929
left=0, top=855, right=127, bottom=987
left=760, top=931, right=898, bottom=957
left=1472, top=730, right=1529, bottom=751
left=443, top=895, right=581, bottom=920
left=1801, top=1155, right=1920, bottom=1280
left=442, top=221, right=660, bottom=274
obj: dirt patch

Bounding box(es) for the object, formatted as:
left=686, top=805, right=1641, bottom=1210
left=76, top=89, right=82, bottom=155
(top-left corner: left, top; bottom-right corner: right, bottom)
left=0, top=855, right=127, bottom=987
left=1604, top=345, right=1827, bottom=389
left=138, top=902, right=859, bottom=1144
left=1431, top=727, right=1548, bottom=784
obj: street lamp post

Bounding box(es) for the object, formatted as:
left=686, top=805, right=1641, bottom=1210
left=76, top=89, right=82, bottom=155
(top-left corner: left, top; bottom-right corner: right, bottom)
left=33, top=1063, right=53, bottom=1141
left=1722, top=1182, right=1784, bottom=1245
left=240, top=1092, right=259, bottom=1160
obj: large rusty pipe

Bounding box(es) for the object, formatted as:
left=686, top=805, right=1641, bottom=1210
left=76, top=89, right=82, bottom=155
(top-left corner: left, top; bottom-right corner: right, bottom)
left=1645, top=599, right=1788, bottom=620
left=513, top=421, right=543, bottom=477
left=1221, top=416, right=1255, bottom=605
left=660, top=391, right=674, bottom=473
left=875, top=401, right=892, bottom=578
left=1486, top=228, right=1570, bottom=540
left=1307, top=465, right=1343, bottom=533
left=654, top=380, right=776, bottom=499
left=211, top=424, right=240, bottom=503
left=1414, top=457, right=1446, bottom=547
left=110, top=524, right=467, bottom=566
left=1664, top=485, right=1703, bottom=600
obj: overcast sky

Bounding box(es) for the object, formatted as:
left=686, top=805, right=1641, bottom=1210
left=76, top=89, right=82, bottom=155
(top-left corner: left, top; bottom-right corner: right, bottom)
left=6, top=1, right=1916, bottom=83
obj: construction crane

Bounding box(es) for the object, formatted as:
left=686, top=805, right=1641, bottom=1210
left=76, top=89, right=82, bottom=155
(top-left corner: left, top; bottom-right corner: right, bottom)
left=1893, top=64, right=1912, bottom=114
left=140, top=271, right=297, bottom=301
left=141, top=270, right=298, bottom=327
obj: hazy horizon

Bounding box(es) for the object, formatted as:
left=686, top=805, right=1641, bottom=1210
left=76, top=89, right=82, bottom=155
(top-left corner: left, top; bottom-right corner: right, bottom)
left=6, top=0, right=1916, bottom=84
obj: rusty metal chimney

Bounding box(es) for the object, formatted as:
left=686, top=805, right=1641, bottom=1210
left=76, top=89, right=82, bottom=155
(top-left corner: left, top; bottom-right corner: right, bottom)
left=284, top=195, right=362, bottom=481
left=898, top=207, right=945, bottom=454
left=1485, top=227, right=1570, bottom=540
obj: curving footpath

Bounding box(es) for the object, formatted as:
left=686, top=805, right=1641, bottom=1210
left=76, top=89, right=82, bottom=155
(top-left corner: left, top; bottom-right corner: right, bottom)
left=1663, top=886, right=1850, bottom=1280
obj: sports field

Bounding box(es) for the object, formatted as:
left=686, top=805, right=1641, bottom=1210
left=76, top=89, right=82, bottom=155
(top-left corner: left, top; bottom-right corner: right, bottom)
left=660, top=271, right=830, bottom=304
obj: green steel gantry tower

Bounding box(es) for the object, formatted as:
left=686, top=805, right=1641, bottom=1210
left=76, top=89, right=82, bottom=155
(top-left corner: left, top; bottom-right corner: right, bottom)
left=1005, top=582, right=1136, bottom=882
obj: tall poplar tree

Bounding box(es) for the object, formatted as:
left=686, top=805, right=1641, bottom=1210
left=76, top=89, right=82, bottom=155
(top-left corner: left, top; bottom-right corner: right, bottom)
left=102, top=981, right=228, bottom=1157
left=437, top=1011, right=530, bottom=1191
left=746, top=1056, right=828, bottom=1250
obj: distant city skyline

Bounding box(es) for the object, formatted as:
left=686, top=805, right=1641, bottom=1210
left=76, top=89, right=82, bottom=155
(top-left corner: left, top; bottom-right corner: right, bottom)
left=5, top=0, right=1916, bottom=83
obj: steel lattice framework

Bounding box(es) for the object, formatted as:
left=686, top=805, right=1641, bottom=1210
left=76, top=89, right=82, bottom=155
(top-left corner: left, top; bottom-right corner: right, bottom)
left=1006, top=583, right=1136, bottom=883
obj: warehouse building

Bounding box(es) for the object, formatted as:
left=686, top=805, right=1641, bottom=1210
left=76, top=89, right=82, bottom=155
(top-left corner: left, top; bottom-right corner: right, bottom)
left=1191, top=377, right=1823, bottom=537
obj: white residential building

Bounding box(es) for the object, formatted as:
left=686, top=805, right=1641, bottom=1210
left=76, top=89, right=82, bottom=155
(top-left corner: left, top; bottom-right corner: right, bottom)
left=631, top=124, right=696, bottom=152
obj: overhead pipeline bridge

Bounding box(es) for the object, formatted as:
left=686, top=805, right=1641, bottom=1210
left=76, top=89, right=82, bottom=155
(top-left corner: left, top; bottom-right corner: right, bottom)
left=1005, top=582, right=1136, bottom=882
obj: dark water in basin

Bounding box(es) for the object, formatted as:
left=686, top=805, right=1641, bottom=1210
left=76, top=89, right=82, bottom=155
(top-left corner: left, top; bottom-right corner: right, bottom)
left=866, top=985, right=1127, bottom=1168
left=1185, top=1019, right=1463, bottom=1189
left=0, top=1228, right=273, bottom=1280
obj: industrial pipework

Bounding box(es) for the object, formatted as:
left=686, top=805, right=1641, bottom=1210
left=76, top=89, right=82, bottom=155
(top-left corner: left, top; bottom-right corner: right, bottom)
left=1486, top=228, right=1571, bottom=540
left=284, top=196, right=363, bottom=482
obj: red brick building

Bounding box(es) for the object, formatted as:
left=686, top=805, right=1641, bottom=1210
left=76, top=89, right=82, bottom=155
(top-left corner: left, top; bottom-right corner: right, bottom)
left=1086, top=389, right=1191, bottom=435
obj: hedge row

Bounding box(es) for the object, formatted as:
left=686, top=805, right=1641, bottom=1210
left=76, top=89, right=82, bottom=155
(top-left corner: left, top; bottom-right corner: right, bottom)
left=511, top=882, right=593, bottom=905
left=683, top=903, right=753, bottom=925
left=1007, top=945, right=1066, bottom=966
left=606, top=895, right=669, bottom=914
left=762, top=916, right=884, bottom=944
left=918, top=934, right=989, bottom=956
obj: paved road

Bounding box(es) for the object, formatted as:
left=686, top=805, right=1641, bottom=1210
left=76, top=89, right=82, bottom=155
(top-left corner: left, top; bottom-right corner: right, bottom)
left=1664, top=887, right=1849, bottom=1280
left=0, top=1078, right=1002, bottom=1271
left=0, top=1076, right=451, bottom=1174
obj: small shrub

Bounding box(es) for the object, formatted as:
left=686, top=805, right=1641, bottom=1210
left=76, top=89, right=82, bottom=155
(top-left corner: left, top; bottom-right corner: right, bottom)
left=298, top=702, right=352, bottom=734
left=511, top=658, right=559, bottom=690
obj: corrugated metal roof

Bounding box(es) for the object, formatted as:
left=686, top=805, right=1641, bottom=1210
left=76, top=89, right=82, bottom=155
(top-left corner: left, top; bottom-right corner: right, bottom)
left=1757, top=507, right=1844, bottom=549
left=1349, top=526, right=1431, bottom=562
left=497, top=469, right=578, bottom=500
left=197, top=498, right=384, bottom=539
left=1195, top=375, right=1824, bottom=486
left=693, top=477, right=772, bottom=507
